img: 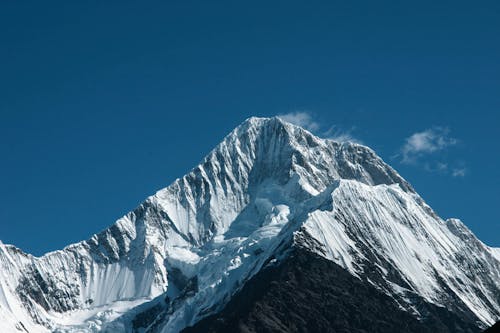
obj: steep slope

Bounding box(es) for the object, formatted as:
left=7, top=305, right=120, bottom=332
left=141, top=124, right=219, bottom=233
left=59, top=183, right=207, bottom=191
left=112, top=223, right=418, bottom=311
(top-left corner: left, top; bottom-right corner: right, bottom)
left=0, top=117, right=499, bottom=332
left=484, top=321, right=500, bottom=333
left=182, top=249, right=480, bottom=333
left=298, top=180, right=500, bottom=325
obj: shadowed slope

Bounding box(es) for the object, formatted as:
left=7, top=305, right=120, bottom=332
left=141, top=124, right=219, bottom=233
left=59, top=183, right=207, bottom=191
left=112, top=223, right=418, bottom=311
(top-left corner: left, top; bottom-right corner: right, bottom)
left=183, top=249, right=482, bottom=333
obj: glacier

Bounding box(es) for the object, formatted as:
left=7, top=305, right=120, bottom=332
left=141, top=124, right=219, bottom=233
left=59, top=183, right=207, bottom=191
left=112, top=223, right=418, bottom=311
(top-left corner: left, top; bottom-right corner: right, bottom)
left=0, top=116, right=498, bottom=332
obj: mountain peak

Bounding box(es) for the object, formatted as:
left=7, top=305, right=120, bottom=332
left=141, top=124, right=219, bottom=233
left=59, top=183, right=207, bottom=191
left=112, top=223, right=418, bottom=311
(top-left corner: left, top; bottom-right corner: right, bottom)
left=226, top=115, right=320, bottom=148
left=1, top=116, right=498, bottom=333
left=242, top=115, right=289, bottom=128
left=153, top=116, right=415, bottom=245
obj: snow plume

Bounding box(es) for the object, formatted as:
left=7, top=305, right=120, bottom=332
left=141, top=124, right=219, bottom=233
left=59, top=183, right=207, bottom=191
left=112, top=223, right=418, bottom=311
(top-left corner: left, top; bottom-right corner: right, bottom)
left=323, top=125, right=359, bottom=143
left=277, top=111, right=320, bottom=132
left=277, top=111, right=357, bottom=143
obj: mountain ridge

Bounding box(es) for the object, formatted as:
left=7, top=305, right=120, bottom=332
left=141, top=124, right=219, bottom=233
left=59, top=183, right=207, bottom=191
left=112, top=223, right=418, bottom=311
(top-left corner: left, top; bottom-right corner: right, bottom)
left=0, top=116, right=499, bottom=332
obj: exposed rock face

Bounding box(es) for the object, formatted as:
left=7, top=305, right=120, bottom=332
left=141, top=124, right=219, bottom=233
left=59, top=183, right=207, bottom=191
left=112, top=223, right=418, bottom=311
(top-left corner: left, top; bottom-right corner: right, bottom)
left=484, top=321, right=500, bottom=333
left=183, top=249, right=482, bottom=333
left=0, top=117, right=498, bottom=332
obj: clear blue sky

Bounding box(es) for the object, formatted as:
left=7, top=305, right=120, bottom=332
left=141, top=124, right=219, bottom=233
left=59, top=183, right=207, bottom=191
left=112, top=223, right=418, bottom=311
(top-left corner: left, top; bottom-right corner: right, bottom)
left=1, top=1, right=499, bottom=255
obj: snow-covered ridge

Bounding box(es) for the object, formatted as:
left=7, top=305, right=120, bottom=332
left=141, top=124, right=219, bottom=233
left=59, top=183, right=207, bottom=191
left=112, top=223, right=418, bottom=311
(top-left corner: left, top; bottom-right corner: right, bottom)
left=0, top=117, right=499, bottom=332
left=300, top=180, right=500, bottom=324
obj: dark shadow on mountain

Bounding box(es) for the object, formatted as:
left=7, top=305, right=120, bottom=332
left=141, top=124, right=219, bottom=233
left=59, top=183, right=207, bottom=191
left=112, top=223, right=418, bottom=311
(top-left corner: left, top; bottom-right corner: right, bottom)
left=182, top=249, right=483, bottom=333
left=484, top=321, right=500, bottom=333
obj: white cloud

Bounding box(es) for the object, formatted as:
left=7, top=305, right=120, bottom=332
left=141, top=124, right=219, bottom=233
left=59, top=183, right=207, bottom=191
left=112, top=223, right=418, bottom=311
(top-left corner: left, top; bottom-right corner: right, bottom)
left=424, top=162, right=449, bottom=173
left=277, top=111, right=320, bottom=132
left=401, top=127, right=457, bottom=164
left=452, top=167, right=467, bottom=177
left=399, top=127, right=466, bottom=177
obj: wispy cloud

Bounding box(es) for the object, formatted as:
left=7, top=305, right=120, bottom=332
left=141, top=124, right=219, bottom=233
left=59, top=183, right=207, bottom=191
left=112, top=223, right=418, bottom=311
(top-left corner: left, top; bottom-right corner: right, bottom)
left=398, top=127, right=466, bottom=177
left=452, top=167, right=467, bottom=178
left=323, top=125, right=359, bottom=143
left=277, top=111, right=358, bottom=143
left=277, top=111, right=320, bottom=132
left=401, top=127, right=457, bottom=164
left=423, top=162, right=449, bottom=173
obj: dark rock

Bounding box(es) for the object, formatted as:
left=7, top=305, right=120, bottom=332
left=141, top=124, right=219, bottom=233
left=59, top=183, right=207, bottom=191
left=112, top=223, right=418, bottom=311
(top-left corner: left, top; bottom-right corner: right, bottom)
left=484, top=321, right=500, bottom=333
left=182, top=249, right=482, bottom=333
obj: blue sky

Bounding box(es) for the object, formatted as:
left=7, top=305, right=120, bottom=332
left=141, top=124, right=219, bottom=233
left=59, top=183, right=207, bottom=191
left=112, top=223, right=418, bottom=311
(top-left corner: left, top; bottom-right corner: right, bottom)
left=1, top=1, right=499, bottom=255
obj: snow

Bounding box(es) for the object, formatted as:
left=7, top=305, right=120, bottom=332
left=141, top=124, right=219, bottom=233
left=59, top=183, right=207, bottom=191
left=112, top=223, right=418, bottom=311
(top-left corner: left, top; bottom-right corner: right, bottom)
left=300, top=180, right=500, bottom=324
left=492, top=247, right=500, bottom=263
left=0, top=116, right=499, bottom=332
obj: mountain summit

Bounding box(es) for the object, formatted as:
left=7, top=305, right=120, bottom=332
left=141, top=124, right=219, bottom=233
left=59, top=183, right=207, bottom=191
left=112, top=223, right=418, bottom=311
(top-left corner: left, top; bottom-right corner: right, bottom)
left=1, top=117, right=499, bottom=332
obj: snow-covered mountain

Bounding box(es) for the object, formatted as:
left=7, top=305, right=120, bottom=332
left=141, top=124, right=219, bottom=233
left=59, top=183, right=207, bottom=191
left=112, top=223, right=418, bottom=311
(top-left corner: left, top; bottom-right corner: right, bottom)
left=0, top=117, right=499, bottom=332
